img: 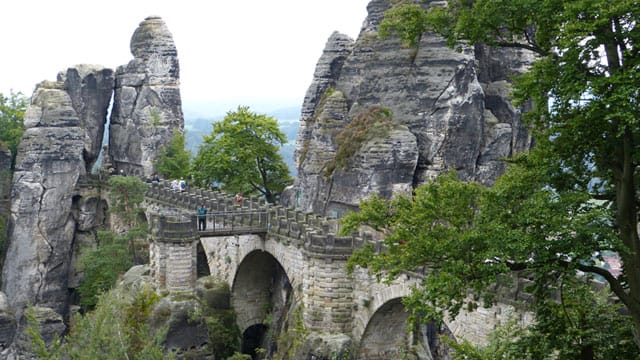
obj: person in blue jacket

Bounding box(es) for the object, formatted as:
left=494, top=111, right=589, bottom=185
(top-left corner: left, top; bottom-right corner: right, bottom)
left=197, top=204, right=207, bottom=231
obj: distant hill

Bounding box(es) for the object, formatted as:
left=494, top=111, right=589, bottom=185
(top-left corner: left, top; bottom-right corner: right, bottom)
left=184, top=106, right=300, bottom=177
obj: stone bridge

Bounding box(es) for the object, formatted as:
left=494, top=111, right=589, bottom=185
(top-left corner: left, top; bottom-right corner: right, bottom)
left=144, top=182, right=531, bottom=359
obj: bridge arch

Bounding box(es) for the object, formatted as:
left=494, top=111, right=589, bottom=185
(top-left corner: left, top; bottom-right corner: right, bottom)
left=353, top=278, right=456, bottom=360
left=231, top=249, right=293, bottom=357
left=231, top=249, right=292, bottom=331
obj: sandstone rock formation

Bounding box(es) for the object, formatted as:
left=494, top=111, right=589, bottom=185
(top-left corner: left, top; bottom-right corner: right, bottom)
left=109, top=16, right=184, bottom=177
left=0, top=146, right=11, bottom=251
left=0, top=17, right=183, bottom=352
left=61, top=65, right=115, bottom=172
left=1, top=66, right=113, bottom=328
left=285, top=0, right=535, bottom=216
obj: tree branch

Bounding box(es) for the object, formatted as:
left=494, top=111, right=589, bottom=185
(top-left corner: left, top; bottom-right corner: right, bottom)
left=576, top=262, right=631, bottom=306
left=501, top=258, right=631, bottom=308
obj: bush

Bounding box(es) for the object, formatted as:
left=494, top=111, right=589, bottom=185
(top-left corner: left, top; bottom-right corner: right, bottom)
left=77, top=230, right=133, bottom=310
left=324, top=106, right=395, bottom=176
left=28, top=286, right=172, bottom=359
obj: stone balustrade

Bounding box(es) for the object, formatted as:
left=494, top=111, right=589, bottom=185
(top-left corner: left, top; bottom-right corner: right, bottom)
left=144, top=181, right=377, bottom=256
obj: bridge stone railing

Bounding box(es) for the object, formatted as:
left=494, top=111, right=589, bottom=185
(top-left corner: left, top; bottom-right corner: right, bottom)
left=144, top=181, right=376, bottom=255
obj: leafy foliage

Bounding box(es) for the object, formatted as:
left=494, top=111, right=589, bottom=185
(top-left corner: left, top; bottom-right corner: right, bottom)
left=24, top=307, right=64, bottom=360
left=0, top=91, right=28, bottom=167
left=375, top=0, right=640, bottom=350
left=343, top=164, right=638, bottom=357
left=445, top=283, right=639, bottom=360
left=191, top=106, right=292, bottom=203
left=78, top=176, right=148, bottom=309
left=155, top=128, right=191, bottom=180
left=195, top=280, right=242, bottom=358
left=77, top=230, right=134, bottom=310
left=274, top=305, right=308, bottom=360
left=379, top=3, right=430, bottom=48
left=108, top=175, right=147, bottom=227
left=66, top=286, right=170, bottom=359
left=107, top=175, right=148, bottom=262
left=26, top=286, right=170, bottom=360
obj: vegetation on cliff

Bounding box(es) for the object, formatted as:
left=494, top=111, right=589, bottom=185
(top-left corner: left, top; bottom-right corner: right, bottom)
left=324, top=105, right=396, bottom=177
left=191, top=106, right=293, bottom=203
left=0, top=91, right=27, bottom=279
left=345, top=0, right=640, bottom=355
left=0, top=91, right=28, bottom=168
left=155, top=128, right=192, bottom=180
left=78, top=176, right=148, bottom=309
left=28, top=285, right=170, bottom=359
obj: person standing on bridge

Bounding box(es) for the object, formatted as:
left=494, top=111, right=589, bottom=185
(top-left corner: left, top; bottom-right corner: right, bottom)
left=235, top=193, right=244, bottom=206
left=197, top=204, right=207, bottom=231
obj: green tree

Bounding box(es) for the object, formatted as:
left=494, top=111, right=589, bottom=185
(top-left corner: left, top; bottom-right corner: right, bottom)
left=359, top=0, right=640, bottom=349
left=344, top=165, right=639, bottom=358
left=29, top=285, right=171, bottom=359
left=77, top=230, right=133, bottom=310
left=108, top=175, right=147, bottom=228
left=0, top=91, right=28, bottom=167
left=155, top=129, right=191, bottom=180
left=191, top=106, right=293, bottom=203
left=78, top=176, right=148, bottom=309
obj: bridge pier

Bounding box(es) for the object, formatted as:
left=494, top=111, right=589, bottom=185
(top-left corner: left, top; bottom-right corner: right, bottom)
left=149, top=212, right=199, bottom=292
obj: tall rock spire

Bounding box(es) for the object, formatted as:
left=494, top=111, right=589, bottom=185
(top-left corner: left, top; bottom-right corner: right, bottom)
left=1, top=65, right=113, bottom=325
left=109, top=16, right=184, bottom=177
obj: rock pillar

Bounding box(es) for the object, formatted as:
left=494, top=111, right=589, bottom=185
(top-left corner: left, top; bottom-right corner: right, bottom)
left=109, top=16, right=184, bottom=177
left=2, top=66, right=112, bottom=322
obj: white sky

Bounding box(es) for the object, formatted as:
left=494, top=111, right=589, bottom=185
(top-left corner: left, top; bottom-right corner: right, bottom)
left=0, top=0, right=370, bottom=116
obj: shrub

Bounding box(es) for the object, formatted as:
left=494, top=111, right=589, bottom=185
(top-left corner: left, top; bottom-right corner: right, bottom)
left=324, top=106, right=395, bottom=176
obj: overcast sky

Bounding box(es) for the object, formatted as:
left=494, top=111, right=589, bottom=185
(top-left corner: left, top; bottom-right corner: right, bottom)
left=0, top=0, right=370, bottom=116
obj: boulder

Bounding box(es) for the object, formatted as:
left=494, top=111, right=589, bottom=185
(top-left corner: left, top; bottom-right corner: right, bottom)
left=11, top=306, right=65, bottom=357
left=149, top=295, right=210, bottom=356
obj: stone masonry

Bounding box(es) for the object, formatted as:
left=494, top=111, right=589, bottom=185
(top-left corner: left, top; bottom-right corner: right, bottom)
left=149, top=212, right=199, bottom=292
left=146, top=183, right=532, bottom=357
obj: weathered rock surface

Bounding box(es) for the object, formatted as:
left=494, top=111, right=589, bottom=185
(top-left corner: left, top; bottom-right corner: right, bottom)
left=286, top=0, right=535, bottom=216
left=109, top=16, right=184, bottom=177
left=0, top=146, right=11, bottom=251
left=1, top=83, right=87, bottom=323
left=10, top=306, right=65, bottom=358
left=59, top=65, right=114, bottom=172
left=1, top=65, right=113, bottom=327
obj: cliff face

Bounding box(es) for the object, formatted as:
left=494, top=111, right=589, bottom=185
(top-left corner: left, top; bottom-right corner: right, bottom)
left=1, top=67, right=113, bottom=322
left=285, top=0, right=535, bottom=216
left=109, top=16, right=184, bottom=177
left=0, top=146, right=11, bottom=233
left=0, top=17, right=183, bottom=355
